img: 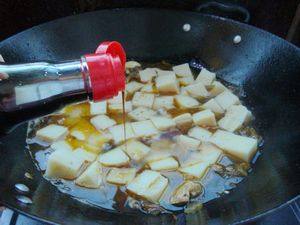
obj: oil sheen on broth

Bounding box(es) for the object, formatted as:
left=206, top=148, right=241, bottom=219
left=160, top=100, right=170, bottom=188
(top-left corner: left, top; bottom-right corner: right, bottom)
left=26, top=60, right=261, bottom=214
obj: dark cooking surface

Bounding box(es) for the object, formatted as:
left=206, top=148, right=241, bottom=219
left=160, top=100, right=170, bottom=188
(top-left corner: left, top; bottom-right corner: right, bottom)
left=0, top=8, right=299, bottom=225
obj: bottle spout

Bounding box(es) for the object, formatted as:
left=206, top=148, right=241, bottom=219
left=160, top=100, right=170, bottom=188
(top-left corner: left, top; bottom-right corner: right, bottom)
left=82, top=41, right=126, bottom=102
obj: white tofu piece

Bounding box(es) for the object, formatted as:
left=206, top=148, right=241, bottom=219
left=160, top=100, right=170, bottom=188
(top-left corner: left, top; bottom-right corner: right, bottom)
left=198, top=142, right=223, bottom=164
left=70, top=130, right=85, bottom=141
left=209, top=130, right=258, bottom=162
left=202, top=98, right=225, bottom=114
left=125, top=61, right=141, bottom=69
left=98, top=147, right=130, bottom=167
left=144, top=150, right=172, bottom=163
left=50, top=140, right=72, bottom=152
left=218, top=105, right=252, bottom=132
left=176, top=135, right=201, bottom=150
left=185, top=82, right=209, bottom=100
left=73, top=148, right=97, bottom=162
left=127, top=170, right=168, bottom=203
left=36, top=124, right=68, bottom=143
left=153, top=96, right=174, bottom=110
left=209, top=81, right=228, bottom=97
left=131, top=120, right=159, bottom=137
left=45, top=149, right=89, bottom=179
left=178, top=75, right=194, bottom=86
left=132, top=92, right=155, bottom=108
left=188, top=126, right=212, bottom=141
left=139, top=68, right=157, bottom=83
left=180, top=86, right=189, bottom=95
left=215, top=91, right=240, bottom=110
left=90, top=115, right=116, bottom=131
left=142, top=175, right=168, bottom=203
left=90, top=101, right=107, bottom=115
left=128, top=107, right=156, bottom=121
left=179, top=162, right=209, bottom=179
left=172, top=63, right=193, bottom=77
left=84, top=132, right=110, bottom=154
left=108, top=123, right=136, bottom=144
left=108, top=91, right=123, bottom=104
left=75, top=161, right=103, bottom=188
left=157, top=70, right=176, bottom=77
left=127, top=170, right=161, bottom=195
left=140, top=83, right=157, bottom=93
left=149, top=157, right=179, bottom=171
left=155, top=73, right=180, bottom=94
left=126, top=81, right=144, bottom=95
left=195, top=68, right=216, bottom=85
left=174, top=95, right=199, bottom=108
left=173, top=113, right=193, bottom=132
left=108, top=101, right=133, bottom=113
left=192, top=109, right=217, bottom=127
left=150, top=116, right=176, bottom=131
left=106, top=168, right=136, bottom=185
left=121, top=139, right=151, bottom=161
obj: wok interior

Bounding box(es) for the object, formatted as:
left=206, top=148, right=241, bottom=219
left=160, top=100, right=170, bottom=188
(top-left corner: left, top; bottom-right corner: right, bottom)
left=0, top=9, right=299, bottom=225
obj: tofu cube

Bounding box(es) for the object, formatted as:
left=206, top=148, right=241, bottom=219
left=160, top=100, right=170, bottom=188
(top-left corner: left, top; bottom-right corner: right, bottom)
left=180, top=86, right=189, bottom=95
left=215, top=91, right=240, bottom=110
left=98, top=147, right=130, bottom=167
left=198, top=142, right=223, bottom=164
left=90, top=115, right=116, bottom=131
left=90, top=101, right=107, bottom=115
left=209, top=81, right=228, bottom=97
left=218, top=105, right=252, bottom=132
left=108, top=91, right=123, bottom=104
left=45, top=149, right=90, bottom=179
left=153, top=96, right=174, bottom=110
left=121, top=139, right=151, bottom=161
left=125, top=61, right=141, bottom=69
left=173, top=113, right=193, bottom=132
left=132, top=92, right=155, bottom=108
left=176, top=135, right=201, bottom=150
left=150, top=116, right=176, bottom=131
left=73, top=148, right=97, bottom=162
left=108, top=101, right=133, bottom=114
left=51, top=140, right=72, bottom=152
left=157, top=70, right=176, bottom=77
left=131, top=120, right=159, bottom=137
left=188, top=126, right=212, bottom=141
left=185, top=82, right=209, bottom=100
left=174, top=95, right=199, bottom=108
left=195, top=68, right=216, bottom=85
left=108, top=123, right=136, bottom=144
left=139, top=68, right=157, bottom=83
left=192, top=109, right=217, bottom=127
left=106, top=168, right=136, bottom=185
left=128, top=107, right=156, bottom=121
left=155, top=73, right=179, bottom=94
left=144, top=150, right=172, bottom=163
left=202, top=98, right=225, bottom=115
left=36, top=124, right=68, bottom=142
left=142, top=175, right=168, bottom=203
left=126, top=81, right=144, bottom=95
left=140, top=83, right=158, bottom=93
left=178, top=75, right=194, bottom=86
left=209, top=130, right=258, bottom=162
left=149, top=157, right=179, bottom=171
left=75, top=161, right=103, bottom=188
left=172, top=63, right=193, bottom=77
left=127, top=170, right=168, bottom=203
left=179, top=162, right=209, bottom=179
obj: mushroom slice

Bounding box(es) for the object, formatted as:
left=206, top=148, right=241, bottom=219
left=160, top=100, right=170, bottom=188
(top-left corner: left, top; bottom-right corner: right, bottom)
left=170, top=181, right=202, bottom=205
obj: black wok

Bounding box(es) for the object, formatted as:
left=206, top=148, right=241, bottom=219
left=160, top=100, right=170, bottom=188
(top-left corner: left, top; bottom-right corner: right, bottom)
left=0, top=8, right=299, bottom=225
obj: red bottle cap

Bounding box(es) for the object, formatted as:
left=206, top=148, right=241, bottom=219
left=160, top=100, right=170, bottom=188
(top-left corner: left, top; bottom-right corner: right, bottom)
left=83, top=41, right=126, bottom=101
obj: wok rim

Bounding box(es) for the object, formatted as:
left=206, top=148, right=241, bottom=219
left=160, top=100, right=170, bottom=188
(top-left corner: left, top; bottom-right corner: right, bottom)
left=0, top=7, right=299, bottom=224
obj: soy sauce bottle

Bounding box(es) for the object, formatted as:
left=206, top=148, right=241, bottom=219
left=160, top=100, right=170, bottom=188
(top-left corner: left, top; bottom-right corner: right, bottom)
left=0, top=41, right=126, bottom=134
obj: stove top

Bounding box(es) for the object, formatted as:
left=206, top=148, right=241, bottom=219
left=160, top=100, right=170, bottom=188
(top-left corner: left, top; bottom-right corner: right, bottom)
left=1, top=197, right=299, bottom=225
